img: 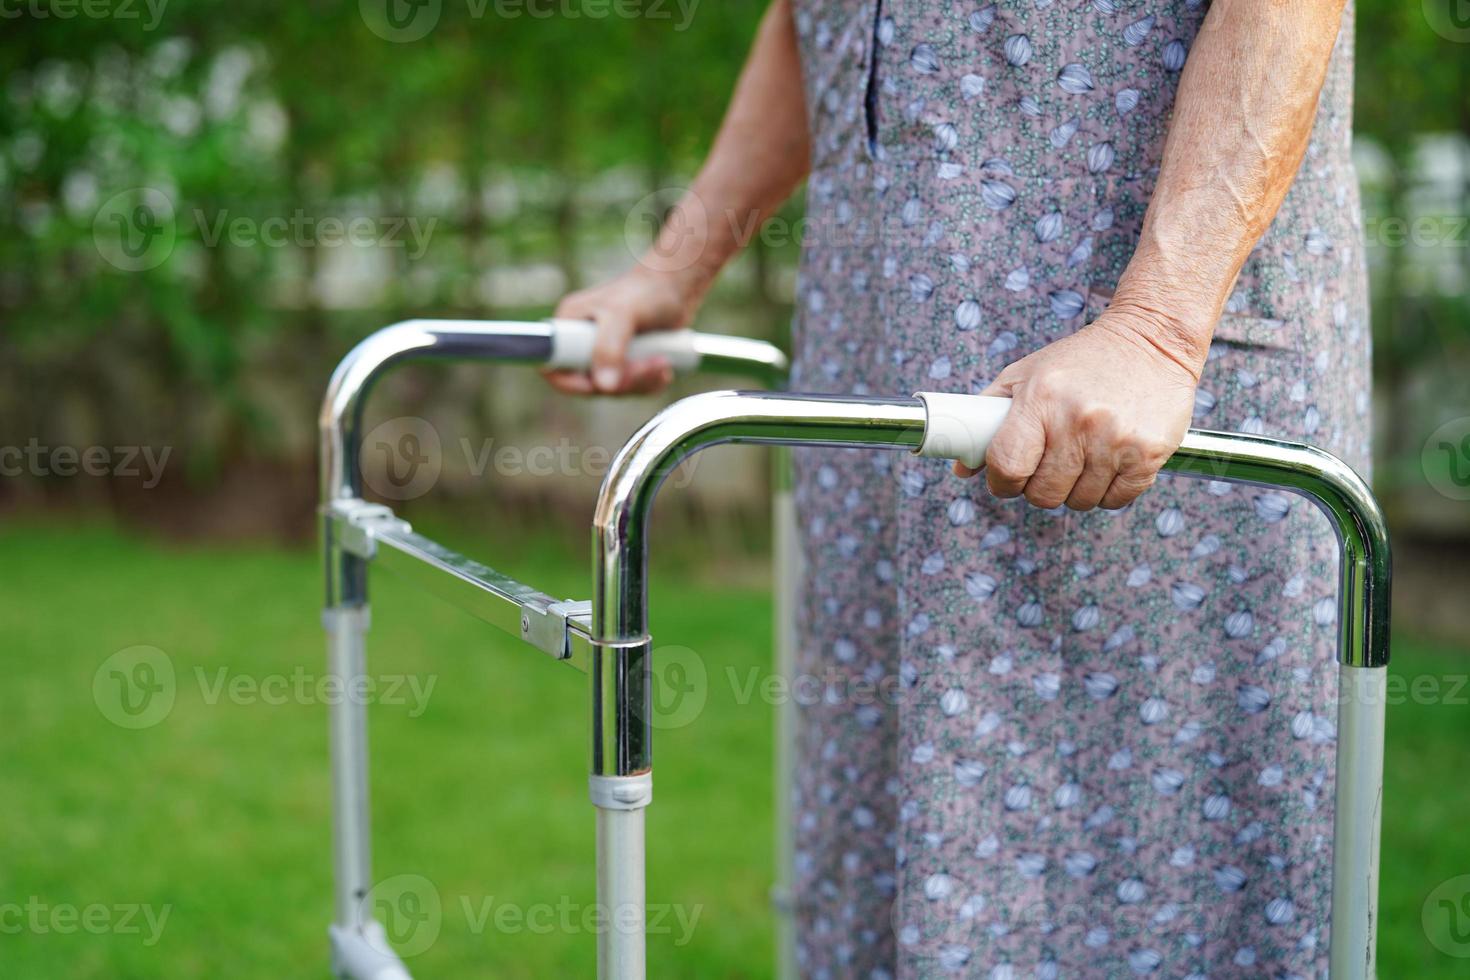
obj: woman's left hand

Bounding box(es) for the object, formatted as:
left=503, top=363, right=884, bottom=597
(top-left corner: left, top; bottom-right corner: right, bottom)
left=959, top=308, right=1203, bottom=511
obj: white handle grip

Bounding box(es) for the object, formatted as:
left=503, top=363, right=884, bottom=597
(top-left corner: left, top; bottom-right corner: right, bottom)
left=913, top=392, right=1012, bottom=469
left=547, top=319, right=703, bottom=372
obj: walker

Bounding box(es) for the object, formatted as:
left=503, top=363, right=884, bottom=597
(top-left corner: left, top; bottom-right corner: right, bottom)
left=318, top=319, right=1390, bottom=980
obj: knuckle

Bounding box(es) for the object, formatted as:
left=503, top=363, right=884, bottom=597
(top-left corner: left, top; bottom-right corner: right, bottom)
left=1121, top=475, right=1158, bottom=500
left=987, top=471, right=1022, bottom=498
left=1128, top=433, right=1175, bottom=465
left=1064, top=489, right=1100, bottom=512
left=1027, top=371, right=1067, bottom=401
left=1075, top=402, right=1119, bottom=436
left=1141, top=441, right=1174, bottom=465
left=1113, top=438, right=1162, bottom=472
left=1024, top=483, right=1065, bottom=509
left=985, top=447, right=1027, bottom=481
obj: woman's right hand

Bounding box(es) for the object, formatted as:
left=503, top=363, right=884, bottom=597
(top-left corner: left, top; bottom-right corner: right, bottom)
left=542, top=268, right=704, bottom=396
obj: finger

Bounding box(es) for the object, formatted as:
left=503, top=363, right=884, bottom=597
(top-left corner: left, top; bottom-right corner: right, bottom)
left=977, top=366, right=1020, bottom=399
left=984, top=409, right=1046, bottom=499
left=554, top=289, right=594, bottom=319
left=620, top=357, right=674, bottom=395
left=1098, top=469, right=1158, bottom=510
left=590, top=310, right=636, bottom=393
left=952, top=364, right=1023, bottom=478
left=1064, top=450, right=1118, bottom=512
left=959, top=367, right=1023, bottom=478
left=541, top=369, right=597, bottom=395
left=1022, top=435, right=1085, bottom=510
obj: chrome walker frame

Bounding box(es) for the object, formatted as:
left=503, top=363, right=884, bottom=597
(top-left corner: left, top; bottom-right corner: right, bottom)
left=319, top=320, right=1390, bottom=980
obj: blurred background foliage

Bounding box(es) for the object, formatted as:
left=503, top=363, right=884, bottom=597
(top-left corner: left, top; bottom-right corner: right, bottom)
left=1, top=1, right=1468, bottom=562
left=3, top=5, right=1469, bottom=978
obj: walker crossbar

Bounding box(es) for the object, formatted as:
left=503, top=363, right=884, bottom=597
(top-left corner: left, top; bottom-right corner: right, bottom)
left=327, top=497, right=593, bottom=665
left=591, top=389, right=1389, bottom=980
left=318, top=320, right=790, bottom=980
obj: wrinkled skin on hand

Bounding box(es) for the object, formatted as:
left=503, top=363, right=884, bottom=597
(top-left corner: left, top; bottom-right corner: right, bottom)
left=958, top=308, right=1201, bottom=512
left=541, top=269, right=696, bottom=396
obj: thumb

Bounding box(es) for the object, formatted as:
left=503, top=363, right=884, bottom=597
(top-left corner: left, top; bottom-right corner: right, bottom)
left=954, top=372, right=1017, bottom=476
left=590, top=310, right=636, bottom=393
left=978, top=370, right=1018, bottom=399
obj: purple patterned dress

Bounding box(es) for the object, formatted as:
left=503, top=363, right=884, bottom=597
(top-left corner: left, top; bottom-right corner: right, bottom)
left=785, top=2, right=1369, bottom=977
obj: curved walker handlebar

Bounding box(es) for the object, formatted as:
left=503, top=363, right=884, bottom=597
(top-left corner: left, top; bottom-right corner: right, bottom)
left=588, top=387, right=1389, bottom=980
left=592, top=389, right=1388, bottom=670
left=319, top=318, right=788, bottom=500
left=317, top=318, right=789, bottom=606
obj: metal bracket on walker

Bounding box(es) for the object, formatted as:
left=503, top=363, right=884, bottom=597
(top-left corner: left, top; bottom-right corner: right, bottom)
left=328, top=497, right=593, bottom=666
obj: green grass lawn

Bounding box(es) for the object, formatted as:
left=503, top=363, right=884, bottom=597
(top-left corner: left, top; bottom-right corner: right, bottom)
left=1, top=521, right=1466, bottom=978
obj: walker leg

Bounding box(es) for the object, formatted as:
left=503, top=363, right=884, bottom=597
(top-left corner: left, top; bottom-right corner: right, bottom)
left=326, top=604, right=375, bottom=930
left=589, top=632, right=653, bottom=980
left=325, top=602, right=413, bottom=979
left=1329, top=664, right=1386, bottom=980
left=593, top=774, right=652, bottom=980
left=771, top=450, right=800, bottom=980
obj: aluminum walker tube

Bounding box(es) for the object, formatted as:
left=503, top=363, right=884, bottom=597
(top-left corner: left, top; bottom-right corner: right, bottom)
left=317, top=319, right=788, bottom=978
left=592, top=389, right=1389, bottom=980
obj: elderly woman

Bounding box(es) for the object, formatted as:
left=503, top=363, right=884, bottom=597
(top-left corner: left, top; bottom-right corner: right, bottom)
left=550, top=0, right=1367, bottom=975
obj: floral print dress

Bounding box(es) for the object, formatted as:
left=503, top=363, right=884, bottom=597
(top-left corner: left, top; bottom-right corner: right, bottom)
left=785, top=2, right=1369, bottom=978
